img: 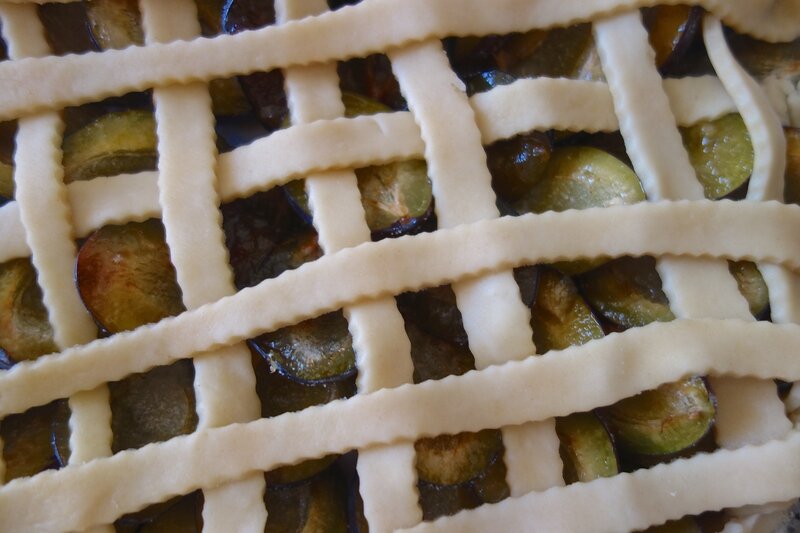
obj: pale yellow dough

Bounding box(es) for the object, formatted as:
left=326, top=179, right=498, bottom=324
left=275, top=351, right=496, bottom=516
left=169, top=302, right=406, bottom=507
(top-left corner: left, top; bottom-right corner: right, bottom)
left=0, top=0, right=798, bottom=531
left=0, top=76, right=738, bottom=264
left=2, top=319, right=800, bottom=532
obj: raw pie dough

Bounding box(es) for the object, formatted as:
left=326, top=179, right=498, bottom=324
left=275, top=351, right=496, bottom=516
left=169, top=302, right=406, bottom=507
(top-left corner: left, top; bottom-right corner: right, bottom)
left=0, top=0, right=798, bottom=531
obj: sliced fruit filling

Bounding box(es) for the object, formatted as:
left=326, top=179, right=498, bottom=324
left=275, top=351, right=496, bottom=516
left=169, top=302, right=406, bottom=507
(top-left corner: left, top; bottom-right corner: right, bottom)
left=0, top=1, right=796, bottom=531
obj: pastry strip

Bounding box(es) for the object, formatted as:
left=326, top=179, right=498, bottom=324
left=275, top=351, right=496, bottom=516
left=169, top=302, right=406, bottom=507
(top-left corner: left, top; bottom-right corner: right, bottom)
left=0, top=76, right=737, bottom=264
left=0, top=3, right=113, bottom=505
left=0, top=0, right=797, bottom=527
left=1, top=318, right=800, bottom=532
left=703, top=17, right=800, bottom=327
left=0, top=199, right=798, bottom=418
left=705, top=17, right=800, bottom=457
left=276, top=0, right=421, bottom=528
left=390, top=40, right=561, bottom=496
left=594, top=9, right=789, bottom=449
left=401, top=432, right=800, bottom=533
left=0, top=0, right=795, bottom=121
left=140, top=0, right=266, bottom=529
left=704, top=21, right=800, bottom=500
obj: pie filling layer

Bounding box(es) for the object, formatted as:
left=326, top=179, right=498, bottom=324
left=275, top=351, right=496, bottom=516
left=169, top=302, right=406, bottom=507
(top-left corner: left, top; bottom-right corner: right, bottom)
left=0, top=0, right=798, bottom=532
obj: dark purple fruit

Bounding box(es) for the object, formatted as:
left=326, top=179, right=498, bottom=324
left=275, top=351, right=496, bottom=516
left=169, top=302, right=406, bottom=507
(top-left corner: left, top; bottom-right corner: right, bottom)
left=785, top=127, right=800, bottom=205
left=222, top=0, right=288, bottom=131
left=642, top=5, right=702, bottom=74
left=253, top=311, right=356, bottom=384
left=418, top=480, right=482, bottom=521
left=38, top=2, right=98, bottom=55
left=221, top=188, right=305, bottom=289
left=265, top=469, right=349, bottom=532
left=338, top=54, right=406, bottom=111
left=1, top=402, right=60, bottom=481
left=254, top=352, right=355, bottom=484
left=577, top=256, right=674, bottom=330
left=405, top=321, right=474, bottom=384
left=485, top=131, right=552, bottom=203
left=116, top=492, right=202, bottom=533
left=397, top=285, right=469, bottom=348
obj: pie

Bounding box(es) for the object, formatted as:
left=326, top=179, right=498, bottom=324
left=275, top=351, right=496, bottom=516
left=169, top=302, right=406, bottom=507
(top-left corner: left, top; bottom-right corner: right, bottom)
left=0, top=0, right=798, bottom=531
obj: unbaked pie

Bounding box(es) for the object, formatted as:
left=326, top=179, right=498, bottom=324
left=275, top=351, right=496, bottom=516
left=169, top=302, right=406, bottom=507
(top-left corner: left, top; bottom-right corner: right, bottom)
left=0, top=0, right=798, bottom=531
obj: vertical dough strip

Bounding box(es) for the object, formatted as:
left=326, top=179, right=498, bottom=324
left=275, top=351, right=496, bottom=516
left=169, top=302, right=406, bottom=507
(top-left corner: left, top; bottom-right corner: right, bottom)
left=276, top=0, right=421, bottom=530
left=389, top=40, right=564, bottom=497
left=0, top=5, right=113, bottom=533
left=139, top=0, right=268, bottom=530
left=593, top=9, right=791, bottom=451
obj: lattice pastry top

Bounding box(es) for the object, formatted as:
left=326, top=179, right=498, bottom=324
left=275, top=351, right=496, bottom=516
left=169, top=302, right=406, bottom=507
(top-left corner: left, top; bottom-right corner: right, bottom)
left=0, top=0, right=798, bottom=531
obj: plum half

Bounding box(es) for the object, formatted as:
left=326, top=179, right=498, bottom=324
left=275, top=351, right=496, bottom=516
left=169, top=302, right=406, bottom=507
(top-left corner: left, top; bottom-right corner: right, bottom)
left=0, top=258, right=57, bottom=362
left=76, top=219, right=184, bottom=334
left=602, top=376, right=716, bottom=460
left=555, top=411, right=619, bottom=484
left=283, top=93, right=433, bottom=240
left=680, top=113, right=754, bottom=199
left=529, top=267, right=604, bottom=354
left=62, top=109, right=158, bottom=183
left=577, top=256, right=675, bottom=330
left=249, top=230, right=357, bottom=384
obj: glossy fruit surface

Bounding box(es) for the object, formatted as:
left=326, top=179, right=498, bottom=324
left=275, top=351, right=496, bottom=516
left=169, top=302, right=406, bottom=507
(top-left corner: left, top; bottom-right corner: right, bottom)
left=728, top=261, right=770, bottom=318
left=256, top=311, right=357, bottom=384
left=405, top=321, right=474, bottom=383
left=530, top=267, right=604, bottom=353
left=486, top=131, right=552, bottom=203
left=604, top=376, right=716, bottom=457
left=414, top=430, right=504, bottom=486
left=642, top=5, right=702, bottom=73
left=76, top=219, right=184, bottom=334
left=62, top=110, right=158, bottom=183
left=556, top=411, right=618, bottom=483
left=254, top=352, right=355, bottom=484
left=577, top=256, right=674, bottom=329
left=514, top=146, right=645, bottom=214
left=284, top=93, right=433, bottom=238
left=249, top=230, right=357, bottom=383
left=85, top=0, right=143, bottom=50
left=680, top=113, right=753, bottom=199
left=496, top=25, right=602, bottom=81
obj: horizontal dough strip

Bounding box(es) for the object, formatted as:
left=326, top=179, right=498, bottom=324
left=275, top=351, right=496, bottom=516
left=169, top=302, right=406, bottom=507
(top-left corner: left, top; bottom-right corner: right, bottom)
left=0, top=199, right=798, bottom=416
left=402, top=430, right=800, bottom=533
left=0, top=76, right=734, bottom=264
left=1, top=317, right=800, bottom=531
left=0, top=0, right=792, bottom=121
